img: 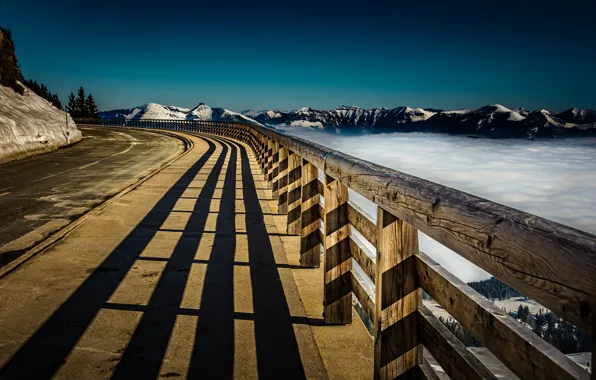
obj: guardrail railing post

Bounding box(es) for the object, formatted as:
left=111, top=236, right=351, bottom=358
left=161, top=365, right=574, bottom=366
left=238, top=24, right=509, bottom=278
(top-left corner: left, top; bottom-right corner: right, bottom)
left=300, top=159, right=321, bottom=267
left=323, top=174, right=352, bottom=324
left=270, top=141, right=280, bottom=197
left=259, top=135, right=267, bottom=174
left=278, top=145, right=289, bottom=213
left=286, top=150, right=302, bottom=235
left=265, top=137, right=273, bottom=182
left=374, top=207, right=422, bottom=380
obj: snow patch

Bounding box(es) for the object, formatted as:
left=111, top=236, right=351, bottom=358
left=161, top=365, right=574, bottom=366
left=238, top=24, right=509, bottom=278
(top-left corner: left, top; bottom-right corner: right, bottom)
left=288, top=120, right=324, bottom=129
left=0, top=84, right=82, bottom=163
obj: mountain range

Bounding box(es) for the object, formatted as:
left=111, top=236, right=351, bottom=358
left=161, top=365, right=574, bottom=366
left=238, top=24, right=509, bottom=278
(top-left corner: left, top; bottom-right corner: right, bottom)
left=99, top=103, right=256, bottom=123
left=241, top=105, right=596, bottom=138
left=99, top=102, right=596, bottom=138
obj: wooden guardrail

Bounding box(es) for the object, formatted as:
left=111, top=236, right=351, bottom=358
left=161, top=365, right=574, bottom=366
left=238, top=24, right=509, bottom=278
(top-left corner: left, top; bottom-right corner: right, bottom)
left=76, top=118, right=595, bottom=380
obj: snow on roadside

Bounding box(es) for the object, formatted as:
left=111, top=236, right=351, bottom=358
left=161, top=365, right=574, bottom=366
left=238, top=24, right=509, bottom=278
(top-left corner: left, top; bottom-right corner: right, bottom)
left=0, top=84, right=82, bottom=163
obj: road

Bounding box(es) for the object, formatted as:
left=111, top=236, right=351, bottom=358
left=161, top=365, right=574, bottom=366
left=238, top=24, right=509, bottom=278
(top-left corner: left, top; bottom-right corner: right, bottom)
left=0, top=126, right=185, bottom=268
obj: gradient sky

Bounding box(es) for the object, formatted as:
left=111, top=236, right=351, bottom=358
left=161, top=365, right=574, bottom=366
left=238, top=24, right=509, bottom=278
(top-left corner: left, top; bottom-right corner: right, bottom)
left=2, top=0, right=595, bottom=112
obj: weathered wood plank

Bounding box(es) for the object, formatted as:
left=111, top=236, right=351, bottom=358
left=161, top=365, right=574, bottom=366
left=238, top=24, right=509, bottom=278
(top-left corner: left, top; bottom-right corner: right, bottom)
left=278, top=145, right=289, bottom=213
left=348, top=201, right=378, bottom=248
left=300, top=159, right=321, bottom=267
left=253, top=124, right=596, bottom=333
left=351, top=270, right=375, bottom=322
left=416, top=251, right=589, bottom=380
left=270, top=141, right=280, bottom=197
left=286, top=151, right=302, bottom=235
left=349, top=235, right=376, bottom=284
left=264, top=137, right=273, bottom=182
left=324, top=174, right=352, bottom=324
left=374, top=207, right=422, bottom=380
left=419, top=358, right=441, bottom=380
left=418, top=305, right=497, bottom=380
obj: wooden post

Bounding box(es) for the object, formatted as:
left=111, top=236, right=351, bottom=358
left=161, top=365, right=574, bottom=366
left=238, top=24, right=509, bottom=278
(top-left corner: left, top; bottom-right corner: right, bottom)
left=300, top=159, right=321, bottom=267
left=260, top=135, right=268, bottom=173
left=286, top=150, right=302, bottom=235
left=374, top=207, right=422, bottom=380
left=323, top=174, right=352, bottom=324
left=265, top=137, right=273, bottom=182
left=278, top=145, right=289, bottom=213
left=270, top=141, right=280, bottom=197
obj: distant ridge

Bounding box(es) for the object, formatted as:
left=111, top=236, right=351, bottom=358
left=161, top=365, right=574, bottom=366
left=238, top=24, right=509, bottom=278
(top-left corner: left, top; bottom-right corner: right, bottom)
left=242, top=104, right=596, bottom=138
left=101, top=102, right=596, bottom=138
left=100, top=103, right=260, bottom=124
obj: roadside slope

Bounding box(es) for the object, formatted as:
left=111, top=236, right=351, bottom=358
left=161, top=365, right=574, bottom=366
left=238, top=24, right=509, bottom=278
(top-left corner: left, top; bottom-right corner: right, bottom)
left=0, top=83, right=82, bottom=163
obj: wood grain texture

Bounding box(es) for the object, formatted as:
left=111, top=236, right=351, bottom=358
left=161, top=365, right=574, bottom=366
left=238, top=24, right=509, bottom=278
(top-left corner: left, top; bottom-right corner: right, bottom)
left=351, top=270, right=375, bottom=322
left=277, top=145, right=288, bottom=213
left=300, top=159, right=321, bottom=267
left=418, top=305, right=497, bottom=380
left=270, top=141, right=280, bottom=196
left=419, top=358, right=441, bottom=380
left=416, top=251, right=588, bottom=380
left=349, top=235, right=376, bottom=284
left=324, top=174, right=352, bottom=324
left=348, top=201, right=378, bottom=248
left=374, top=207, right=421, bottom=380
left=251, top=124, right=596, bottom=333
left=286, top=151, right=302, bottom=235
left=264, top=137, right=273, bottom=182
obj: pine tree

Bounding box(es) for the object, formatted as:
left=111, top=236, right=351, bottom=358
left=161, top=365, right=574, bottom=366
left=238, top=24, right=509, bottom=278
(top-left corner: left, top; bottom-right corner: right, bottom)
left=66, top=92, right=78, bottom=117
left=76, top=86, right=87, bottom=117
left=85, top=94, right=99, bottom=119
left=40, top=84, right=49, bottom=99
left=51, top=93, right=63, bottom=110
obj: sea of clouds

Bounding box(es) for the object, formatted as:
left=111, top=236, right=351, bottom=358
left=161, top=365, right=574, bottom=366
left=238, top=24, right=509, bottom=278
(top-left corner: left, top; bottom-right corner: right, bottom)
left=277, top=126, right=596, bottom=282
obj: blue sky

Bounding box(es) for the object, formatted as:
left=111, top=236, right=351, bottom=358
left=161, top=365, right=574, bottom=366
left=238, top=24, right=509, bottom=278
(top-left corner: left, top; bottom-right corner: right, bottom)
left=2, top=0, right=595, bottom=112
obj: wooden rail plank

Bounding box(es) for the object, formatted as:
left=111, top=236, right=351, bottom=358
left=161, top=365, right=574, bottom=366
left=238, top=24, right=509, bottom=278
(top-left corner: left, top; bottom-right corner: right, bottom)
left=351, top=270, right=375, bottom=322
left=253, top=124, right=596, bottom=333
left=374, top=207, right=422, bottom=380
left=349, top=235, right=376, bottom=284
left=264, top=137, right=273, bottom=182
left=300, top=159, right=322, bottom=267
left=416, top=251, right=589, bottom=380
left=348, top=201, right=378, bottom=248
left=270, top=141, right=280, bottom=196
left=419, top=358, right=441, bottom=380
left=286, top=151, right=302, bottom=235
left=323, top=174, right=352, bottom=324
left=418, top=305, right=497, bottom=380
left=278, top=145, right=289, bottom=213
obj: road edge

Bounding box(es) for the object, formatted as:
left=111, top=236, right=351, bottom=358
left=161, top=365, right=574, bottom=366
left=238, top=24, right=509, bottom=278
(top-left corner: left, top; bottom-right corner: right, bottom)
left=0, top=128, right=194, bottom=279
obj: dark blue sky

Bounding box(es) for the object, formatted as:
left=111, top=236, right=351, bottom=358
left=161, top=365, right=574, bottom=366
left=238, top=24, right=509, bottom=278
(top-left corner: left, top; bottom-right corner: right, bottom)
left=2, top=0, right=595, bottom=112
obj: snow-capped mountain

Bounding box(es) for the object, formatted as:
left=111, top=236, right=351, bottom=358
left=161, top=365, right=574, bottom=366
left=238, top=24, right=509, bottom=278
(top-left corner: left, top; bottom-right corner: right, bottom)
left=242, top=104, right=596, bottom=138
left=556, top=108, right=596, bottom=124
left=101, top=102, right=596, bottom=138
left=242, top=105, right=436, bottom=129
left=100, top=103, right=259, bottom=124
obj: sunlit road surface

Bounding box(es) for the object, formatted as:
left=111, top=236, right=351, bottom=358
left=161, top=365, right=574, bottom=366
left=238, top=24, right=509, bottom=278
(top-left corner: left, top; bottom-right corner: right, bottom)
left=0, top=126, right=184, bottom=268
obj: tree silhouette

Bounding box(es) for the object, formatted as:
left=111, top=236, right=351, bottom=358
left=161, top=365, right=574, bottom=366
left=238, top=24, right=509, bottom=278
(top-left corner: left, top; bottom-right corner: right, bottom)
left=86, top=94, right=99, bottom=119
left=66, top=92, right=78, bottom=116
left=76, top=86, right=87, bottom=116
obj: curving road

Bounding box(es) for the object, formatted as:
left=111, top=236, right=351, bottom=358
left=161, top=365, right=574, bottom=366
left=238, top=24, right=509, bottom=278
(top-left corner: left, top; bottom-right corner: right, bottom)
left=0, top=126, right=185, bottom=267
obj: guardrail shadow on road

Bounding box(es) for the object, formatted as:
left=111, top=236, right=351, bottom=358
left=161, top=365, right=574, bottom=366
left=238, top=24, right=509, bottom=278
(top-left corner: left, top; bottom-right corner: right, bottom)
left=0, top=135, right=308, bottom=379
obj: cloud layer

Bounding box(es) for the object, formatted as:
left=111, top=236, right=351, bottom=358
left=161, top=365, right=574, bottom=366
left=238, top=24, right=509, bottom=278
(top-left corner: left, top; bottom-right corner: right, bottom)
left=279, top=127, right=596, bottom=282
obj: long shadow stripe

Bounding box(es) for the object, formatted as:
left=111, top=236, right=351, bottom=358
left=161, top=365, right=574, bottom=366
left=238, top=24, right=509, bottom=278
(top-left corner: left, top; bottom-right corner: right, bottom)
left=234, top=138, right=307, bottom=379
left=0, top=137, right=217, bottom=379
left=112, top=135, right=229, bottom=378
left=187, top=136, right=237, bottom=379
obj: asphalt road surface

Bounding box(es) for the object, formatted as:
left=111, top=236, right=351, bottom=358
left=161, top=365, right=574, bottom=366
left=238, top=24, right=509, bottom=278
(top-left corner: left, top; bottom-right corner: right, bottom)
left=0, top=126, right=184, bottom=268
